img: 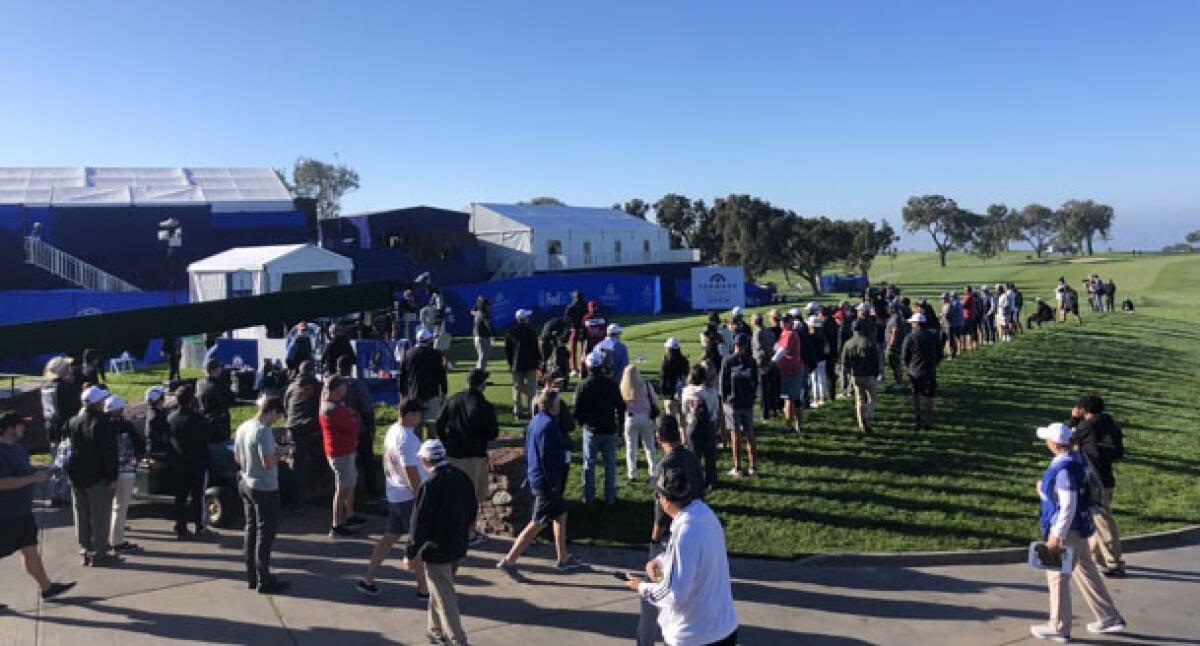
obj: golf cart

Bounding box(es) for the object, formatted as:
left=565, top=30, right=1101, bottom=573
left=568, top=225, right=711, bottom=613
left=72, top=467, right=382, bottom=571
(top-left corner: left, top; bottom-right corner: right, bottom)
left=135, top=441, right=243, bottom=529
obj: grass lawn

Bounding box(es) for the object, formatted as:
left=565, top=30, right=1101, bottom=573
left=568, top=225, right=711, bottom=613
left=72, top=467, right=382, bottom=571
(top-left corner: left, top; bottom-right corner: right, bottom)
left=102, top=250, right=1200, bottom=559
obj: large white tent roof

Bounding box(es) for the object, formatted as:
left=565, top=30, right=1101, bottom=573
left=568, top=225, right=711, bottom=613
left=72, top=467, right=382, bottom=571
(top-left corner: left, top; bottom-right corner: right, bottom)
left=188, top=244, right=352, bottom=273
left=468, top=202, right=665, bottom=234
left=0, top=167, right=294, bottom=212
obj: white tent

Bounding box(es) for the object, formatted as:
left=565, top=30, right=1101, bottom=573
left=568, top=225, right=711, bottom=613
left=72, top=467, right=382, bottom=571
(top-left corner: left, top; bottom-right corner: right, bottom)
left=0, top=167, right=294, bottom=212
left=466, top=202, right=692, bottom=274
left=187, top=244, right=353, bottom=302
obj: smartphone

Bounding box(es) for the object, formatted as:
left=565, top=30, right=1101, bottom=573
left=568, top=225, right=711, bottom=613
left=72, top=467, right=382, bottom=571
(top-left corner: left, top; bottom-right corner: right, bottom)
left=612, top=571, right=634, bottom=581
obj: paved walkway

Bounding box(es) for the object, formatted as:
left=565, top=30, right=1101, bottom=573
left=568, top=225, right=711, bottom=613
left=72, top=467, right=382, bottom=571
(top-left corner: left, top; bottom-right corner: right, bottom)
left=1, top=500, right=1197, bottom=646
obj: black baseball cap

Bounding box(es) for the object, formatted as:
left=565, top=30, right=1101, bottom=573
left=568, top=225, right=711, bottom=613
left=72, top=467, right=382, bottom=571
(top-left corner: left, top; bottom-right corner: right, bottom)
left=400, top=398, right=425, bottom=415
left=0, top=411, right=32, bottom=429
left=468, top=368, right=490, bottom=388
left=652, top=465, right=695, bottom=504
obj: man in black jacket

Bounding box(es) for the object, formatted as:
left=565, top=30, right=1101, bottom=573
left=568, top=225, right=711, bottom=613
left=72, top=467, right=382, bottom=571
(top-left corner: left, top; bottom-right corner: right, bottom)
left=66, top=386, right=120, bottom=566
left=197, top=359, right=235, bottom=443
left=574, top=354, right=625, bottom=504
left=435, top=368, right=500, bottom=545
left=322, top=323, right=357, bottom=377
left=1070, top=394, right=1127, bottom=577
left=168, top=385, right=212, bottom=539
left=900, top=312, right=943, bottom=429
left=505, top=309, right=542, bottom=418
left=398, top=329, right=449, bottom=438
left=720, top=334, right=759, bottom=477
left=283, top=361, right=320, bottom=512
left=404, top=439, right=477, bottom=646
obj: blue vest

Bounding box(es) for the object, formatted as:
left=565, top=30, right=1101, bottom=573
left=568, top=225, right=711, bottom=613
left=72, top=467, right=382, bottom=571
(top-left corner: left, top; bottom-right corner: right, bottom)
left=1038, top=452, right=1094, bottom=540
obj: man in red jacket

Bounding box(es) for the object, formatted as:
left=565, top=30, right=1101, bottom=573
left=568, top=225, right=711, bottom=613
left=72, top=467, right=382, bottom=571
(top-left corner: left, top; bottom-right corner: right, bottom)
left=320, top=376, right=363, bottom=538
left=775, top=311, right=805, bottom=435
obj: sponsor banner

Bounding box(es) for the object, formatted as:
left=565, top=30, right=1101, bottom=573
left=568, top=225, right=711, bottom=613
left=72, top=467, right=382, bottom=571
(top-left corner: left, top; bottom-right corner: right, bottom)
left=690, top=267, right=745, bottom=310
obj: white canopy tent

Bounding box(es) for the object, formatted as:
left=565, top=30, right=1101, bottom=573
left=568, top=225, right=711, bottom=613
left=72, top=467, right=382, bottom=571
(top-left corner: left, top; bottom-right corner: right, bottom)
left=187, top=244, right=353, bottom=302
left=466, top=202, right=690, bottom=275
left=0, top=167, right=294, bottom=211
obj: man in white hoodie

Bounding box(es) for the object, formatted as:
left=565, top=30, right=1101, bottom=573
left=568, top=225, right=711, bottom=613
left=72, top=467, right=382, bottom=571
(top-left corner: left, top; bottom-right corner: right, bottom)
left=625, top=464, right=738, bottom=646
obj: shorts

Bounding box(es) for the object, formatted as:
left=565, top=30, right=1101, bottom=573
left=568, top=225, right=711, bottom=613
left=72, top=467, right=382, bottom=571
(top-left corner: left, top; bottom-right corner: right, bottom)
left=910, top=374, right=937, bottom=398
left=0, top=512, right=38, bottom=558
left=724, top=406, right=754, bottom=438
left=963, top=318, right=977, bottom=335
left=449, top=456, right=490, bottom=504
left=385, top=499, right=415, bottom=535
left=779, top=371, right=803, bottom=400
left=421, top=397, right=443, bottom=424
left=532, top=489, right=567, bottom=525
left=1067, top=304, right=1080, bottom=315
left=327, top=453, right=358, bottom=490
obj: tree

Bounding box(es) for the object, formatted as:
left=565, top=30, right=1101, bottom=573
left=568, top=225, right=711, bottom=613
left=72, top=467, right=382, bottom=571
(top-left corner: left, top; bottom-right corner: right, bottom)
left=967, top=205, right=1010, bottom=262
left=1059, top=200, right=1114, bottom=255
left=690, top=200, right=721, bottom=264
left=782, top=216, right=856, bottom=295
left=612, top=198, right=649, bottom=220
left=710, top=194, right=788, bottom=282
left=653, top=194, right=700, bottom=248
left=278, top=157, right=360, bottom=221
left=901, top=195, right=972, bottom=267
left=1187, top=230, right=1200, bottom=247
left=1017, top=203, right=1057, bottom=258
left=521, top=197, right=566, bottom=206
left=844, top=219, right=899, bottom=275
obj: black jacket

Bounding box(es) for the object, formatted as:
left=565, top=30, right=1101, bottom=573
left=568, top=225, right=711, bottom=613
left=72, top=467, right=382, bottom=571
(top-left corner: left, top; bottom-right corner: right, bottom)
left=405, top=463, right=478, bottom=563
left=322, top=335, right=357, bottom=376
left=1071, top=413, right=1125, bottom=488
left=196, top=376, right=235, bottom=443
left=399, top=345, right=448, bottom=401
left=505, top=323, right=541, bottom=373
left=284, top=374, right=321, bottom=433
left=145, top=405, right=173, bottom=458
left=565, top=300, right=587, bottom=332
left=654, top=446, right=706, bottom=530
left=167, top=407, right=212, bottom=472
left=719, top=351, right=759, bottom=410
left=65, top=409, right=118, bottom=488
left=900, top=327, right=943, bottom=379
left=573, top=374, right=625, bottom=435
left=660, top=352, right=690, bottom=397
left=435, top=390, right=500, bottom=458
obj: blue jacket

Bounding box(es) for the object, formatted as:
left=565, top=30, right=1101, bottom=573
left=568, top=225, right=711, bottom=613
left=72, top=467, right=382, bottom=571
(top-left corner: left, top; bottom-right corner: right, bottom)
left=526, top=412, right=566, bottom=494
left=1039, top=452, right=1095, bottom=540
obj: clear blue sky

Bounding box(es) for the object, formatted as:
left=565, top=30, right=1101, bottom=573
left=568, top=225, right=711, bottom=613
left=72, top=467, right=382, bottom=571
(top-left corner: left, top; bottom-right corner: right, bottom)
left=2, top=1, right=1197, bottom=249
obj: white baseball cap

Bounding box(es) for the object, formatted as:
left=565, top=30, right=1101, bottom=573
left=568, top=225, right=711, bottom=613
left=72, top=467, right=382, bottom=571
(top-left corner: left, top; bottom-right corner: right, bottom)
left=417, top=439, right=447, bottom=463
left=607, top=323, right=622, bottom=335
left=907, top=312, right=926, bottom=324
left=1036, top=422, right=1073, bottom=445
left=416, top=328, right=434, bottom=342
left=145, top=386, right=167, bottom=404
left=787, top=307, right=803, bottom=317
left=731, top=306, right=743, bottom=316
left=806, top=302, right=819, bottom=313
left=515, top=308, right=532, bottom=319
left=81, top=386, right=109, bottom=405
left=103, top=395, right=126, bottom=413
left=806, top=315, right=820, bottom=327
left=664, top=337, right=680, bottom=349
left=586, top=352, right=604, bottom=367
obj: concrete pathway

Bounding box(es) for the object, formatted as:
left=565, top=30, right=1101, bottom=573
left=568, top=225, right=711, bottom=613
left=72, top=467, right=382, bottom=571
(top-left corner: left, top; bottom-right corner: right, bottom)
left=1, top=499, right=1196, bottom=646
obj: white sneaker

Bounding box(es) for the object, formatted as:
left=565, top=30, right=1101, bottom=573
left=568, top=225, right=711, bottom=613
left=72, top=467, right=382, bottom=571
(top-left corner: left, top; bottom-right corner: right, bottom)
left=726, top=467, right=742, bottom=478
left=1087, top=616, right=1126, bottom=634
left=1030, top=624, right=1070, bottom=643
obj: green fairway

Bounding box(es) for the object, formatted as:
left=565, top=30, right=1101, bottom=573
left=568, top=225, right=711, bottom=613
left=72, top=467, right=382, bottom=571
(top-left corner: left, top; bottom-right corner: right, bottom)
left=101, top=250, right=1200, bottom=558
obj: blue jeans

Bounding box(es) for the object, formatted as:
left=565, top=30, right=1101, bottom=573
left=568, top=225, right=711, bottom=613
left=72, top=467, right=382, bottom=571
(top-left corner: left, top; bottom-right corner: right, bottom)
left=582, top=428, right=617, bottom=504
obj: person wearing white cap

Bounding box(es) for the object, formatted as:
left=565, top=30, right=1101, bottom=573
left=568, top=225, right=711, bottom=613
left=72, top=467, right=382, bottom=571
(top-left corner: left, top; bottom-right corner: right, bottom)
left=1030, top=423, right=1125, bottom=642
left=404, top=438, right=477, bottom=646
left=805, top=315, right=829, bottom=408
left=105, top=396, right=144, bottom=555
left=65, top=386, right=119, bottom=566
left=659, top=338, right=690, bottom=421
left=899, top=311, right=942, bottom=429
left=505, top=309, right=542, bottom=418
left=599, top=323, right=630, bottom=381
left=398, top=328, right=449, bottom=439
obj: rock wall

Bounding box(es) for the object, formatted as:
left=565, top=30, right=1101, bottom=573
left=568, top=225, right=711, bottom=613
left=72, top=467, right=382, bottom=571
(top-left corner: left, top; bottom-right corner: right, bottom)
left=478, top=437, right=533, bottom=537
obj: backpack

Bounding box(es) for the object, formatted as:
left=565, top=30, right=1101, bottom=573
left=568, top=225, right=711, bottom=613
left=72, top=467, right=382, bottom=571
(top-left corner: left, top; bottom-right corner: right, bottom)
left=1079, top=454, right=1106, bottom=514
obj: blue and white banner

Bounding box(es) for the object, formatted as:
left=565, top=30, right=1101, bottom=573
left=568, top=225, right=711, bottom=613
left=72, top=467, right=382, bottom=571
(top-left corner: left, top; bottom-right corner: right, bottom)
left=690, top=267, right=745, bottom=310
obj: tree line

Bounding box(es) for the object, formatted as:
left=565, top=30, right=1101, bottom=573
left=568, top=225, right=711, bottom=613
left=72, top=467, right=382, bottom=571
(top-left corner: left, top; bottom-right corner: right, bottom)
left=902, top=195, right=1115, bottom=267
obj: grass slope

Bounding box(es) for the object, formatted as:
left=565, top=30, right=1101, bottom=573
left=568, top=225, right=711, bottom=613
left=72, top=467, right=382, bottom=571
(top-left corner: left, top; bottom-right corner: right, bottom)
left=101, top=251, right=1200, bottom=559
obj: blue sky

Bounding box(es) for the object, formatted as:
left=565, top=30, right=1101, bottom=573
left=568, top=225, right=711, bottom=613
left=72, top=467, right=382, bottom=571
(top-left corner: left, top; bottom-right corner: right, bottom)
left=2, top=1, right=1196, bottom=249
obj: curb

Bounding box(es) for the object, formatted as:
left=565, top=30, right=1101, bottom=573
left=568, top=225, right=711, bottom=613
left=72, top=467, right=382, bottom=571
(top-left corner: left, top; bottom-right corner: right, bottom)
left=792, top=524, right=1200, bottom=568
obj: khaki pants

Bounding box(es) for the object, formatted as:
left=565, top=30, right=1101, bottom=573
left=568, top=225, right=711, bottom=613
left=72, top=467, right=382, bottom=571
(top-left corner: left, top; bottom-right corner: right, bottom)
left=1046, top=530, right=1120, bottom=635
left=852, top=376, right=877, bottom=432
left=512, top=369, right=537, bottom=415
left=1090, top=488, right=1124, bottom=569
left=448, top=456, right=490, bottom=505
left=425, top=560, right=467, bottom=645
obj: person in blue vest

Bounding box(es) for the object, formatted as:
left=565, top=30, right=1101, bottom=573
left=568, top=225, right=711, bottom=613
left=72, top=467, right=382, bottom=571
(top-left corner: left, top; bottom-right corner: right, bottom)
left=1029, top=422, right=1125, bottom=643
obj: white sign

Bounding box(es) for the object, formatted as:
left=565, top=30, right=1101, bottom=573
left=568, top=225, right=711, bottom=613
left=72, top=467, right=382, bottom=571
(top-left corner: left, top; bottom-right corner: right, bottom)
left=691, top=266, right=745, bottom=310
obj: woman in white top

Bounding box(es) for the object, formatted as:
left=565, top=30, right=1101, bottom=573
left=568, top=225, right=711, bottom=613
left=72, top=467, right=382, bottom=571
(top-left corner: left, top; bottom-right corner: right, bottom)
left=620, top=366, right=659, bottom=482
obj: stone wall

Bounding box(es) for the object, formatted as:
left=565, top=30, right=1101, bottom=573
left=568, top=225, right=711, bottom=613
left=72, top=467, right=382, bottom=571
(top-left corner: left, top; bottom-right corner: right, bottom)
left=478, top=437, right=532, bottom=537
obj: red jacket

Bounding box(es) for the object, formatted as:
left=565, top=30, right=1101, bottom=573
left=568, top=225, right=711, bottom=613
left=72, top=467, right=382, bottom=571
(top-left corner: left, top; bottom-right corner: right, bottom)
left=320, top=400, right=360, bottom=458
left=775, top=328, right=804, bottom=376
left=583, top=313, right=608, bottom=350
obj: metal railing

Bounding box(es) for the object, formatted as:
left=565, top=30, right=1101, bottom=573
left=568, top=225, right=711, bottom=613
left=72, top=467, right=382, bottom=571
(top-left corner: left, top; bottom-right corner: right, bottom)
left=24, top=237, right=142, bottom=292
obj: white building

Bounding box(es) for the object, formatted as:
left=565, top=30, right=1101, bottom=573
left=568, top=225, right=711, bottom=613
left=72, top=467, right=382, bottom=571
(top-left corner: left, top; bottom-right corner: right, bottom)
left=465, top=202, right=698, bottom=279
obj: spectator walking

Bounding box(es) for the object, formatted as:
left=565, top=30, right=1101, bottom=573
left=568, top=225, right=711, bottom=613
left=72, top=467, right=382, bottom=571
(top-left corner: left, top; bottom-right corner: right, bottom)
left=0, top=412, right=75, bottom=602
left=625, top=463, right=739, bottom=646
left=167, top=385, right=211, bottom=540
left=620, top=366, right=660, bottom=483
left=338, top=355, right=381, bottom=501
left=66, top=386, right=119, bottom=566
left=681, top=365, right=719, bottom=491
left=840, top=320, right=880, bottom=434
left=234, top=396, right=289, bottom=594
left=106, top=396, right=144, bottom=555
left=1069, top=394, right=1126, bottom=577
left=471, top=297, right=494, bottom=370
left=659, top=338, right=690, bottom=421
left=720, top=334, right=759, bottom=477
left=435, top=368, right=500, bottom=545
left=404, top=440, right=477, bottom=646
left=574, top=353, right=625, bottom=505
left=900, top=312, right=942, bottom=429
left=283, top=361, right=321, bottom=512
left=321, top=376, right=364, bottom=537
left=359, top=398, right=429, bottom=598
left=498, top=389, right=585, bottom=577
left=1029, top=422, right=1125, bottom=642
left=398, top=329, right=449, bottom=438
left=1062, top=285, right=1084, bottom=326
left=505, top=309, right=541, bottom=418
